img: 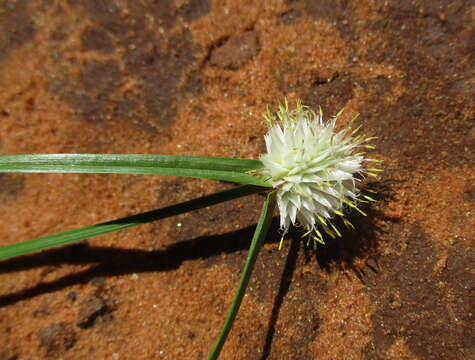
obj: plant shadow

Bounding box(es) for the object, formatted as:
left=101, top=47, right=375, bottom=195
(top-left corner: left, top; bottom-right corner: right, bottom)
left=260, top=180, right=395, bottom=359
left=0, top=180, right=393, bottom=356
left=0, top=218, right=281, bottom=306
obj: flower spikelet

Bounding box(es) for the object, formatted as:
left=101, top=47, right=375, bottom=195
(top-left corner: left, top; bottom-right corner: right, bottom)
left=259, top=99, right=380, bottom=245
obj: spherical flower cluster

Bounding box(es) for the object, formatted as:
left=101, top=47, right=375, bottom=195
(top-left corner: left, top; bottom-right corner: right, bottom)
left=259, top=100, right=380, bottom=245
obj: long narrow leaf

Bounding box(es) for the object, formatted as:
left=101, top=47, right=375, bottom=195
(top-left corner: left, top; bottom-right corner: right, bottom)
left=0, top=185, right=266, bottom=262
left=0, top=154, right=271, bottom=187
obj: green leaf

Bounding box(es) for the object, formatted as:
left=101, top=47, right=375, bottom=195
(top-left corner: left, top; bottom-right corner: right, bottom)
left=0, top=185, right=266, bottom=262
left=0, top=154, right=271, bottom=187
left=208, top=191, right=277, bottom=360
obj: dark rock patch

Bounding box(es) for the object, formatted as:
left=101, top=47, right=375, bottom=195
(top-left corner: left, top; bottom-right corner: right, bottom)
left=61, top=60, right=122, bottom=122
left=281, top=0, right=353, bottom=40
left=67, top=291, right=77, bottom=303
left=68, top=0, right=122, bottom=28
left=138, top=29, right=200, bottom=125
left=357, top=2, right=473, bottom=170
left=0, top=348, right=18, bottom=360
left=303, top=74, right=354, bottom=117
left=77, top=295, right=107, bottom=328
left=283, top=0, right=349, bottom=23
left=38, top=322, right=77, bottom=355
left=168, top=190, right=263, bottom=245
left=360, top=89, right=473, bottom=169
left=90, top=276, right=107, bottom=289
left=463, top=183, right=475, bottom=202
left=210, top=31, right=260, bottom=70
left=81, top=27, right=115, bottom=53
left=33, top=303, right=50, bottom=318
left=0, top=0, right=36, bottom=62
left=51, top=23, right=70, bottom=42
left=176, top=0, right=211, bottom=22
left=0, top=174, right=25, bottom=203
left=364, top=226, right=472, bottom=359
left=49, top=1, right=203, bottom=129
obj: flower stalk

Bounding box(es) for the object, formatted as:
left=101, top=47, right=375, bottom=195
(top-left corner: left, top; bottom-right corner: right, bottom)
left=208, top=191, right=277, bottom=360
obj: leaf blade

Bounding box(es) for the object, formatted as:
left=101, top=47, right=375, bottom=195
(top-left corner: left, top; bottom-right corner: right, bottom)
left=0, top=185, right=266, bottom=262
left=0, top=154, right=271, bottom=187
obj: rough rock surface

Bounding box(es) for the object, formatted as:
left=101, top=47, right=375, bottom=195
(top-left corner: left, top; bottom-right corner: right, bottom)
left=0, top=0, right=473, bottom=359
left=37, top=322, right=77, bottom=355
left=210, top=31, right=261, bottom=69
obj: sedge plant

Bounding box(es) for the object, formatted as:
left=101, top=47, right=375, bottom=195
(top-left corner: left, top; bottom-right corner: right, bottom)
left=0, top=100, right=380, bottom=359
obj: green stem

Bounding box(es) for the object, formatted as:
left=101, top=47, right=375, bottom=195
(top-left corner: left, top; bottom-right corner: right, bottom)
left=208, top=191, right=277, bottom=360
left=0, top=185, right=266, bottom=262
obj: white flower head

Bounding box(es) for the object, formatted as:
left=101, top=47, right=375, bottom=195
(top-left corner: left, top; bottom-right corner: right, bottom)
left=259, top=99, right=380, bottom=245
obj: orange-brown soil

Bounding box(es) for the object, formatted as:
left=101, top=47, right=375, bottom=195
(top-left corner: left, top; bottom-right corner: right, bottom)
left=0, top=1, right=473, bottom=359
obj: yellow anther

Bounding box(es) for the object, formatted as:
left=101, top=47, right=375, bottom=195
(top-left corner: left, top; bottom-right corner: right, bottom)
left=331, top=223, right=342, bottom=237
left=363, top=195, right=376, bottom=202
left=313, top=234, right=325, bottom=245
left=343, top=218, right=355, bottom=229
left=323, top=226, right=336, bottom=239
left=345, top=200, right=367, bottom=216
left=351, top=124, right=362, bottom=136
left=349, top=113, right=360, bottom=125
